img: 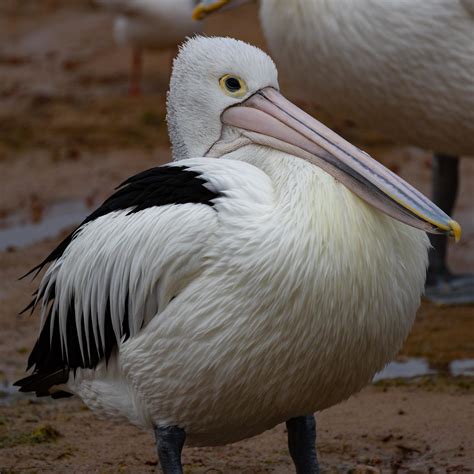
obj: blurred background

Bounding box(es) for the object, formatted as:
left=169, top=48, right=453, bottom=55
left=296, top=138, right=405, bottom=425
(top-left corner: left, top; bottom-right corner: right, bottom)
left=0, top=1, right=473, bottom=472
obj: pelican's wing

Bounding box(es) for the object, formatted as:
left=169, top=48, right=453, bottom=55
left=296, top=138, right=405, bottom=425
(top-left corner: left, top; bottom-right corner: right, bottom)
left=460, top=0, right=474, bottom=17
left=15, top=161, right=224, bottom=397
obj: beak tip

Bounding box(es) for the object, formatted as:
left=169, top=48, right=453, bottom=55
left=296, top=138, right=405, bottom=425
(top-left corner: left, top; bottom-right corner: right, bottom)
left=192, top=1, right=228, bottom=20
left=192, top=6, right=204, bottom=20
left=449, top=219, right=462, bottom=242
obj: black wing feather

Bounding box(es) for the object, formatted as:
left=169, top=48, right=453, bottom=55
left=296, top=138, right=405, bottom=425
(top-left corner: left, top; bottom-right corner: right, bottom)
left=22, top=166, right=218, bottom=278
left=16, top=165, right=220, bottom=397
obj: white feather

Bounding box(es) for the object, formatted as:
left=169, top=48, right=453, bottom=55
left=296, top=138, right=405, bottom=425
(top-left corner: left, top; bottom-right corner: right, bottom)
left=37, top=171, right=221, bottom=359
left=64, top=153, right=429, bottom=445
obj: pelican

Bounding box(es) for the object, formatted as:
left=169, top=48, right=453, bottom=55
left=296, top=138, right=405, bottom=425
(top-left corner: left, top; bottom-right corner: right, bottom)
left=16, top=37, right=459, bottom=473
left=194, top=0, right=474, bottom=304
left=98, top=0, right=202, bottom=94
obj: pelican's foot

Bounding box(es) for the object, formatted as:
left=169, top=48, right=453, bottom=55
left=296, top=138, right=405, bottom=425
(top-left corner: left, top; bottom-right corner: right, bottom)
left=425, top=273, right=474, bottom=306
left=286, top=414, right=319, bottom=474
left=154, top=425, right=186, bottom=474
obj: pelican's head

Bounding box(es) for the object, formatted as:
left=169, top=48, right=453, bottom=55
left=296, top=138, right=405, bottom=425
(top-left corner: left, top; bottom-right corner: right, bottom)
left=167, top=36, right=278, bottom=160
left=167, top=36, right=461, bottom=239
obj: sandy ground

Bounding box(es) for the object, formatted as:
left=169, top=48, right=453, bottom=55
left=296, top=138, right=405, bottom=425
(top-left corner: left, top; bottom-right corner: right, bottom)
left=1, top=1, right=473, bottom=472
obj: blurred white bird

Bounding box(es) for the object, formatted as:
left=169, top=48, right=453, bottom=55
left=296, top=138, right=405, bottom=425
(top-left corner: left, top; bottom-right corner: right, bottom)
left=195, top=0, right=474, bottom=304
left=16, top=37, right=458, bottom=473
left=99, top=0, right=202, bottom=94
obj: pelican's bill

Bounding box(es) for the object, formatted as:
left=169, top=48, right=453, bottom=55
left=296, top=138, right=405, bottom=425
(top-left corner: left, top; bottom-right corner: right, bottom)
left=193, top=0, right=247, bottom=20
left=211, top=87, right=461, bottom=240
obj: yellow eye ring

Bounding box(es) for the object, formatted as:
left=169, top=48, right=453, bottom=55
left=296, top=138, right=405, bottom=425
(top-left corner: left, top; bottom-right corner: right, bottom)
left=219, top=74, right=248, bottom=98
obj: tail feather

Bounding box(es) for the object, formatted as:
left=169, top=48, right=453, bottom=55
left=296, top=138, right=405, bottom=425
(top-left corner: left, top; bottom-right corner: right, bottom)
left=14, top=368, right=70, bottom=397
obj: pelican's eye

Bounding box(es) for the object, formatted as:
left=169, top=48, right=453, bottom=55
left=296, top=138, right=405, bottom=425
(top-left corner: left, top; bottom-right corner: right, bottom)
left=219, top=74, right=248, bottom=98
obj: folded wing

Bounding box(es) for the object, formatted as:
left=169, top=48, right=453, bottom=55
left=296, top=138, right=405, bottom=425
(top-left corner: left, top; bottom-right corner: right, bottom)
left=15, top=164, right=221, bottom=397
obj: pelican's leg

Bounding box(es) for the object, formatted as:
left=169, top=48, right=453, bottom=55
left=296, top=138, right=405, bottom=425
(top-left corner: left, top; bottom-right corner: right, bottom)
left=286, top=414, right=319, bottom=474
left=154, top=425, right=186, bottom=474
left=129, top=47, right=142, bottom=96
left=426, top=153, right=474, bottom=305
left=428, top=153, right=458, bottom=282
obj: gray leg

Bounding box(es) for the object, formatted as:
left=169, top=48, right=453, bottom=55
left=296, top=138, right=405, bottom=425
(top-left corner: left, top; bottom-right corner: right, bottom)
left=286, top=414, right=319, bottom=474
left=427, top=153, right=458, bottom=283
left=154, top=425, right=186, bottom=474
left=425, top=153, right=474, bottom=305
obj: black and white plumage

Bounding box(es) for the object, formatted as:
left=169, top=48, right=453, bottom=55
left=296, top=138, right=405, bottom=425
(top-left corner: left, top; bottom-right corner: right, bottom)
left=18, top=165, right=220, bottom=396
left=16, top=37, right=459, bottom=472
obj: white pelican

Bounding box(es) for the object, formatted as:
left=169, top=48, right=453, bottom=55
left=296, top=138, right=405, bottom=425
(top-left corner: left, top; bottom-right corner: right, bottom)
left=16, top=37, right=459, bottom=473
left=194, top=0, right=474, bottom=304
left=98, top=0, right=202, bottom=94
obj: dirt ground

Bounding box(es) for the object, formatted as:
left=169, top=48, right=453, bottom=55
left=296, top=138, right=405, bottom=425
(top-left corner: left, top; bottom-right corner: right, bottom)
left=0, top=1, right=473, bottom=472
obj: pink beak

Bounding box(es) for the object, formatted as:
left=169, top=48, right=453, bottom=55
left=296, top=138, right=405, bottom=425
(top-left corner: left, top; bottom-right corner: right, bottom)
left=210, top=87, right=460, bottom=239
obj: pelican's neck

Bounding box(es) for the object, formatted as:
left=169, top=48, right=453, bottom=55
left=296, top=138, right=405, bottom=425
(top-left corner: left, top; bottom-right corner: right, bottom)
left=222, top=143, right=429, bottom=269
left=222, top=144, right=339, bottom=211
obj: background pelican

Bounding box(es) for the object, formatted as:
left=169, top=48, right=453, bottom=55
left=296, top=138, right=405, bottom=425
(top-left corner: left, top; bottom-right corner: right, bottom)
left=98, top=0, right=202, bottom=94
left=195, top=0, right=474, bottom=304
left=16, top=37, right=458, bottom=472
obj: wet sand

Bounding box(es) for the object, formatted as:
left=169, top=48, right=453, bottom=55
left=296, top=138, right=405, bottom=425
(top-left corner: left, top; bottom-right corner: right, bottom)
left=1, top=1, right=473, bottom=472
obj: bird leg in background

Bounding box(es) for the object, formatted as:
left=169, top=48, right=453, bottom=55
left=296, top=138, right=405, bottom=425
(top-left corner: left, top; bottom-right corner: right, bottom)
left=426, top=153, right=474, bottom=305
left=155, top=425, right=186, bottom=474
left=428, top=153, right=459, bottom=280
left=286, top=415, right=319, bottom=474
left=129, top=47, right=143, bottom=96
